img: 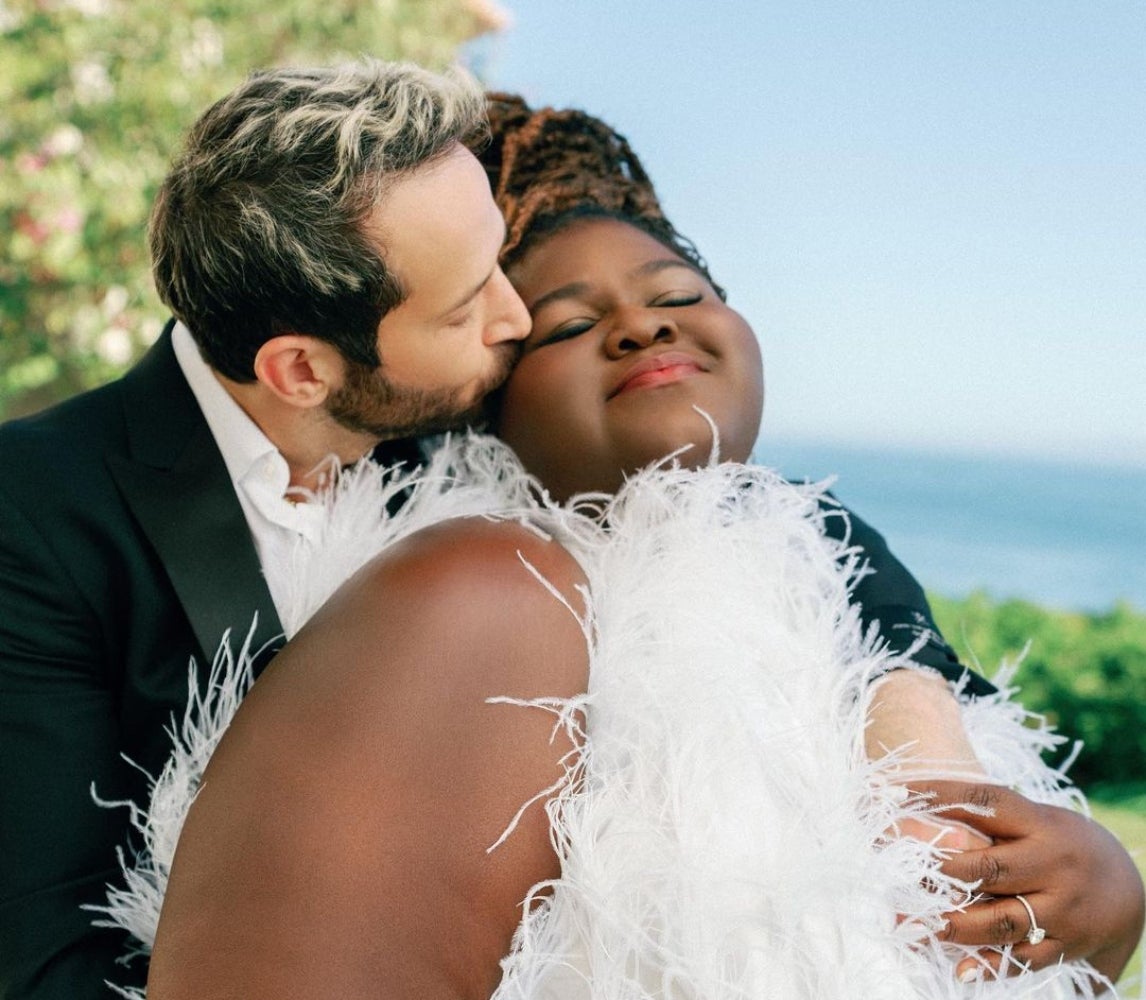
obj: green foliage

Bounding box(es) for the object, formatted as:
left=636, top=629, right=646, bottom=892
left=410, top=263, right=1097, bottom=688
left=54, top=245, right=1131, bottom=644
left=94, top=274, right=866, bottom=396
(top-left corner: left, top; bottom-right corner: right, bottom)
left=1090, top=781, right=1146, bottom=812
left=929, top=592, right=1146, bottom=789
left=1, top=0, right=498, bottom=419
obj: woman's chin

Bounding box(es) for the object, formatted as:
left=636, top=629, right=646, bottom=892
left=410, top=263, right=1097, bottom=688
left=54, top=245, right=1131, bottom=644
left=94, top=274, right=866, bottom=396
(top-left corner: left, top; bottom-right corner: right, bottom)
left=623, top=428, right=754, bottom=475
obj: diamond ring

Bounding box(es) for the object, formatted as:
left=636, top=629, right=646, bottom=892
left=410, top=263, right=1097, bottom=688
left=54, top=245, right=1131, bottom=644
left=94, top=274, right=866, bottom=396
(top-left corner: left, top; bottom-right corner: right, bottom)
left=1015, top=894, right=1046, bottom=945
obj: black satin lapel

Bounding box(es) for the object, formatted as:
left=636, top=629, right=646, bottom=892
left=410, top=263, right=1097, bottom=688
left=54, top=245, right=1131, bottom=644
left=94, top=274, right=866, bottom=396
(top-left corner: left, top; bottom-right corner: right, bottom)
left=110, top=326, right=282, bottom=666
left=108, top=421, right=283, bottom=666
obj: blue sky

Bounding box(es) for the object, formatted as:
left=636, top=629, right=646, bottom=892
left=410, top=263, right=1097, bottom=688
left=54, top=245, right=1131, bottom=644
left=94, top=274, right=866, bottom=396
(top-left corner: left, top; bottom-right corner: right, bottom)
left=472, top=2, right=1145, bottom=470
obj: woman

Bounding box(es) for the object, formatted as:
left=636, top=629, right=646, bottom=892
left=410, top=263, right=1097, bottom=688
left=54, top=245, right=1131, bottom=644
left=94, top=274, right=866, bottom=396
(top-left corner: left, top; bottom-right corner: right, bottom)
left=106, top=99, right=1143, bottom=998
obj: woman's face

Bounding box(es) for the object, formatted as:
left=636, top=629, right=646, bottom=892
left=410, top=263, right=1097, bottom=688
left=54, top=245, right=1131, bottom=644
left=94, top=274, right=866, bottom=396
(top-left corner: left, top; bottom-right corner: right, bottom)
left=496, top=218, right=765, bottom=501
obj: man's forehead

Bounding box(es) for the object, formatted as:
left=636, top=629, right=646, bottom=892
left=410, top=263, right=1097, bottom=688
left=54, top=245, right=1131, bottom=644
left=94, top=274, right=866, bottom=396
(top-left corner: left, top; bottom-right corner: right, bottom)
left=363, top=149, right=506, bottom=313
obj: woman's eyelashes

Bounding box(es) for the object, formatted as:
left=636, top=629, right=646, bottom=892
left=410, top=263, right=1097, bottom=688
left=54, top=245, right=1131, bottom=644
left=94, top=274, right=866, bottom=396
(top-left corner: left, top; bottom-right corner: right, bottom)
left=651, top=291, right=702, bottom=308
left=534, top=317, right=597, bottom=348
left=531, top=290, right=704, bottom=350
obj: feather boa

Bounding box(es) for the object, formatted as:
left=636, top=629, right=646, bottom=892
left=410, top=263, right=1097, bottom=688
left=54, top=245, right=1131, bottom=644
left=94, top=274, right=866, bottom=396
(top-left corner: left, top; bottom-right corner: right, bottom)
left=92, top=435, right=1118, bottom=998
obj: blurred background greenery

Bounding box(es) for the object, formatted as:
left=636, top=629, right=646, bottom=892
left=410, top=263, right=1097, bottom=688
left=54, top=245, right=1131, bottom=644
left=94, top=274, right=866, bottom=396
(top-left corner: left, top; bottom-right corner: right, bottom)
left=930, top=594, right=1146, bottom=792
left=0, top=0, right=505, bottom=419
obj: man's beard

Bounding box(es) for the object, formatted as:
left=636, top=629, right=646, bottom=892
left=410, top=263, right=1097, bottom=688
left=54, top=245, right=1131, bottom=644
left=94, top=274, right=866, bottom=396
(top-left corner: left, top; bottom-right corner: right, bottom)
left=325, top=344, right=518, bottom=439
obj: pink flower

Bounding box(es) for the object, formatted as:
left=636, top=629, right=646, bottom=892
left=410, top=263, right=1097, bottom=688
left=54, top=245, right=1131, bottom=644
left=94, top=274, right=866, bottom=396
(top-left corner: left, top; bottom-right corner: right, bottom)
left=51, top=206, right=84, bottom=234
left=15, top=212, right=50, bottom=244
left=15, top=152, right=47, bottom=174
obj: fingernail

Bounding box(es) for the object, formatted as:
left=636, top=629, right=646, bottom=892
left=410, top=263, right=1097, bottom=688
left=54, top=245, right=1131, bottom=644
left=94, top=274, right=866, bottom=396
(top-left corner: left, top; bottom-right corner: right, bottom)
left=958, top=966, right=982, bottom=984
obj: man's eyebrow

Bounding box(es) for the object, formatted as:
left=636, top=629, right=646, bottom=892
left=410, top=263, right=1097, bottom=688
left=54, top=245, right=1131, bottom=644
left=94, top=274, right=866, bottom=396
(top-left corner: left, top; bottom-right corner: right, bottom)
left=438, top=267, right=494, bottom=319
left=436, top=219, right=508, bottom=319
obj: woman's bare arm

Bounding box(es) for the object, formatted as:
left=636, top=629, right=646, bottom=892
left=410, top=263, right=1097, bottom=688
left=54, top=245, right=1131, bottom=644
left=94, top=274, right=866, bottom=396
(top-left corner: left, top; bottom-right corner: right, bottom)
left=864, top=668, right=984, bottom=780
left=147, top=518, right=589, bottom=1000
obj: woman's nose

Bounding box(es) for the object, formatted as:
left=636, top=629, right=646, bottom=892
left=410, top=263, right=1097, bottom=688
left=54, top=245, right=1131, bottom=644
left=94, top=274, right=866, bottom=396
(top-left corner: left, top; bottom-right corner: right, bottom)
left=604, top=308, right=678, bottom=358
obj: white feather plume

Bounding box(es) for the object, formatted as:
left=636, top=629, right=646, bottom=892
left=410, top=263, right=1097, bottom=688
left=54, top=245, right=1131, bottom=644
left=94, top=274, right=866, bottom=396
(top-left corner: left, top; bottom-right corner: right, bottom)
left=94, top=434, right=1114, bottom=998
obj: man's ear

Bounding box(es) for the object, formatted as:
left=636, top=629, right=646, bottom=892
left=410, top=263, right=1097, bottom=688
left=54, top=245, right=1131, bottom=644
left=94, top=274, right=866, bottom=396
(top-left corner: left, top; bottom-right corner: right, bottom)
left=252, top=335, right=343, bottom=409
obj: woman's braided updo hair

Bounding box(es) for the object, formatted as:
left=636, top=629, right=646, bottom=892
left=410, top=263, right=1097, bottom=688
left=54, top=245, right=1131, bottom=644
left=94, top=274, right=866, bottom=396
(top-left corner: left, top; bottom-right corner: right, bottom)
left=479, top=93, right=725, bottom=300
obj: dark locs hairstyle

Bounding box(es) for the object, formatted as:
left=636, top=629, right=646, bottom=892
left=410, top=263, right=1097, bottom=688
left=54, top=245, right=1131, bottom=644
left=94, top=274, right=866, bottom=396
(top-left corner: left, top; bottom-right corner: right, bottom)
left=477, top=93, right=725, bottom=301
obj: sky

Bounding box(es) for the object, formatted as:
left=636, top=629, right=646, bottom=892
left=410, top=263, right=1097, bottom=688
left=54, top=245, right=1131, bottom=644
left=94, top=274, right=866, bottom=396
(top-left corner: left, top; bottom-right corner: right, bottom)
left=470, top=1, right=1146, bottom=470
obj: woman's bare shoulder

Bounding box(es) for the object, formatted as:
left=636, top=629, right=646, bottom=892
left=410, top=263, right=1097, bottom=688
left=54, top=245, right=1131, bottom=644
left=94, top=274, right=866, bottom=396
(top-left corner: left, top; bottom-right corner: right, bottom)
left=300, top=514, right=588, bottom=691
left=364, top=514, right=586, bottom=604
left=150, top=515, right=589, bottom=999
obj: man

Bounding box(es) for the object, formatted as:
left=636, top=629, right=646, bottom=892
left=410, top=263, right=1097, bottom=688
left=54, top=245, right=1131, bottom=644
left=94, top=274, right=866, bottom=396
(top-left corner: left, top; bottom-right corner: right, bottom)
left=0, top=60, right=529, bottom=998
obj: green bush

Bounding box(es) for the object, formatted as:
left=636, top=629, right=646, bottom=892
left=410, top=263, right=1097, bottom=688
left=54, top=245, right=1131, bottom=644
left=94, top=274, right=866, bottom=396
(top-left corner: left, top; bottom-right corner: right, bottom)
left=929, top=592, right=1146, bottom=789
left=1, top=0, right=502, bottom=420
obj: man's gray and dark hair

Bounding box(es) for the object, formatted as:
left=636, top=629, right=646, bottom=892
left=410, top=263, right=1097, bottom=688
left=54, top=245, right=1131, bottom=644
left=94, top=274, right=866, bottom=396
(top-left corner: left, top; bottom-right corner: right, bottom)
left=150, top=60, right=488, bottom=381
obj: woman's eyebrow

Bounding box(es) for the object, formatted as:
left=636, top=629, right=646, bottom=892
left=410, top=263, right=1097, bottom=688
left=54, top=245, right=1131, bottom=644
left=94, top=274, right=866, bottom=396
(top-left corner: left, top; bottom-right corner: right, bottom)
left=527, top=259, right=697, bottom=314
left=631, top=258, right=698, bottom=279
left=528, top=281, right=591, bottom=314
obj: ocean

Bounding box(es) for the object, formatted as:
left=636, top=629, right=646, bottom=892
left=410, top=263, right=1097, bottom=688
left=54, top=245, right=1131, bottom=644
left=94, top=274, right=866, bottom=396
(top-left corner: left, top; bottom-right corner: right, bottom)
left=755, top=439, right=1146, bottom=614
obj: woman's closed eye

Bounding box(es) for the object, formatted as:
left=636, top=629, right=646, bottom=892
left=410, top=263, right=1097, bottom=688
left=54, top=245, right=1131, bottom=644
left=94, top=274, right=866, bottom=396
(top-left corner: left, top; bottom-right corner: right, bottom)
left=531, top=317, right=598, bottom=349
left=650, top=291, right=702, bottom=308
left=529, top=291, right=703, bottom=350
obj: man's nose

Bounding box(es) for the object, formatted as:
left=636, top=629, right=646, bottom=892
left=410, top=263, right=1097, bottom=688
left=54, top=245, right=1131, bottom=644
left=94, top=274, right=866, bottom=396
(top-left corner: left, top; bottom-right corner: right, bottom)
left=484, top=268, right=531, bottom=345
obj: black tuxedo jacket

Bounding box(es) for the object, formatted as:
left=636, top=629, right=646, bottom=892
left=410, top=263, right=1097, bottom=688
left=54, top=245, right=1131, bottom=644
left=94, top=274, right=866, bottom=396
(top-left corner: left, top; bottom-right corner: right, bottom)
left=0, top=325, right=988, bottom=998
left=0, top=327, right=284, bottom=997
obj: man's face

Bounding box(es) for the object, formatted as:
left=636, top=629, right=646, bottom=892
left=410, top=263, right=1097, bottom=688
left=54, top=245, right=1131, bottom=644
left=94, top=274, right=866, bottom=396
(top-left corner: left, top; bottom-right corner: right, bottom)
left=326, top=144, right=530, bottom=438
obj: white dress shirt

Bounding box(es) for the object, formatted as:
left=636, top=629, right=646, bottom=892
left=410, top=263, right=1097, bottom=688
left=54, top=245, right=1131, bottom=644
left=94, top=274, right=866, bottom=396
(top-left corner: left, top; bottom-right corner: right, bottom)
left=171, top=322, right=327, bottom=623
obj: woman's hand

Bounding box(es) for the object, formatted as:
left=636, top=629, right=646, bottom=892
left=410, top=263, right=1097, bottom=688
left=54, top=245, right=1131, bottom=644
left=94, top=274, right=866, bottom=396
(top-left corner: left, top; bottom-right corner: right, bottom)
left=865, top=672, right=1144, bottom=989
left=911, top=780, right=1145, bottom=989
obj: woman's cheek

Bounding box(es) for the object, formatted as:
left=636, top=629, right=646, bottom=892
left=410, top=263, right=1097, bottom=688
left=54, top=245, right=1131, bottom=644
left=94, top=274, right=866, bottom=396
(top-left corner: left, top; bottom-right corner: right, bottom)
left=498, top=351, right=615, bottom=497
left=497, top=355, right=567, bottom=459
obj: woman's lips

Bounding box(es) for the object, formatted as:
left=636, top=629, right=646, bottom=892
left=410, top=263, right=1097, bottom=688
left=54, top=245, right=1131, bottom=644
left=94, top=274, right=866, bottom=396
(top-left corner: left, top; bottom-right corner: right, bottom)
left=609, top=352, right=705, bottom=398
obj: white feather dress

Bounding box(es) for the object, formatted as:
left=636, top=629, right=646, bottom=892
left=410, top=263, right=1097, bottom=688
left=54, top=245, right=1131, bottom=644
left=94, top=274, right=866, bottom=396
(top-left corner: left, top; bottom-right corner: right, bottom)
left=93, top=435, right=1116, bottom=999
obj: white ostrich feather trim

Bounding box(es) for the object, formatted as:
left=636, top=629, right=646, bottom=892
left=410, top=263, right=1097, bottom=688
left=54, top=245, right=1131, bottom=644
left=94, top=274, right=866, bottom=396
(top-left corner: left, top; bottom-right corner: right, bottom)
left=480, top=449, right=1107, bottom=1000
left=94, top=434, right=1113, bottom=998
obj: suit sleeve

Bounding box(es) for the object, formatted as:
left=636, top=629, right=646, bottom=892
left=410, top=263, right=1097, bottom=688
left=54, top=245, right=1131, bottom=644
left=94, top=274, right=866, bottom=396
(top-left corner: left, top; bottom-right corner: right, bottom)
left=0, top=489, right=141, bottom=999
left=820, top=496, right=996, bottom=698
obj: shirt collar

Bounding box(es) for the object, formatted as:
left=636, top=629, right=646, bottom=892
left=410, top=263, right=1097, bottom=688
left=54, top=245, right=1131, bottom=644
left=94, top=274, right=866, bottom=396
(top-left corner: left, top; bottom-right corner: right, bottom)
left=170, top=321, right=289, bottom=493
